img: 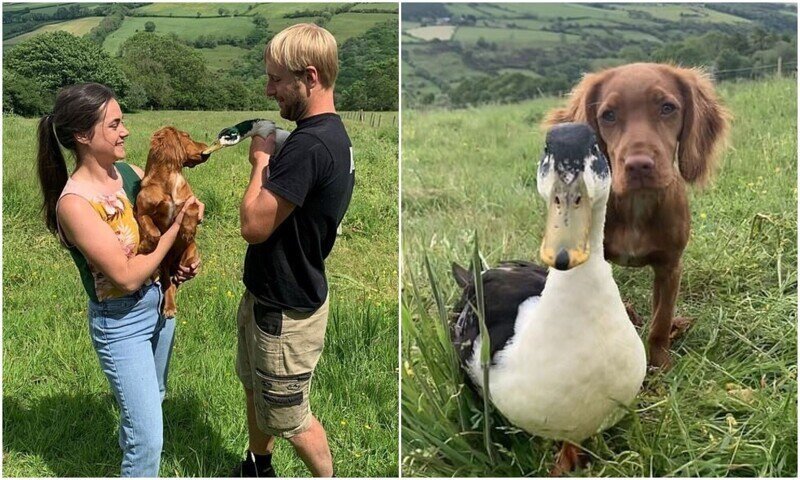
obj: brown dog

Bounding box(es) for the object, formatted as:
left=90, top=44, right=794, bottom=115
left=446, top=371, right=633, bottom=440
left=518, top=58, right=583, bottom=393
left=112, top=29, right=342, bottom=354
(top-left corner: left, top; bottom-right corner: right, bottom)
left=545, top=63, right=730, bottom=369
left=136, top=127, right=209, bottom=318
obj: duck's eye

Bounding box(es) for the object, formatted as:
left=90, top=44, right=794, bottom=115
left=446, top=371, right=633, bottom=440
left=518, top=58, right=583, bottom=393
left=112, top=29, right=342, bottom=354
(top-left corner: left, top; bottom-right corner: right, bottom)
left=661, top=103, right=677, bottom=116
left=600, top=110, right=616, bottom=123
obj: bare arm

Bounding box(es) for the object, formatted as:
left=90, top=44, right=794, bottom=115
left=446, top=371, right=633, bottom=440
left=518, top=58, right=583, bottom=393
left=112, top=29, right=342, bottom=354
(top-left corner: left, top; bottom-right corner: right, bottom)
left=240, top=134, right=295, bottom=244
left=58, top=195, right=196, bottom=294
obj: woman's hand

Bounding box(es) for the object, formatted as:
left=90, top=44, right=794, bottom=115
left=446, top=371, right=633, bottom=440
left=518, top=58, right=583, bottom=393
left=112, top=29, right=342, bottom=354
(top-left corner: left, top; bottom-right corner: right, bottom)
left=172, top=260, right=201, bottom=287
left=169, top=196, right=198, bottom=231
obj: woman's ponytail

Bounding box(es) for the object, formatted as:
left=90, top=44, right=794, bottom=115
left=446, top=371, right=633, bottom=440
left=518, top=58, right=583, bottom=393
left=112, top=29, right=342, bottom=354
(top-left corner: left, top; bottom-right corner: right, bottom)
left=37, top=114, right=69, bottom=234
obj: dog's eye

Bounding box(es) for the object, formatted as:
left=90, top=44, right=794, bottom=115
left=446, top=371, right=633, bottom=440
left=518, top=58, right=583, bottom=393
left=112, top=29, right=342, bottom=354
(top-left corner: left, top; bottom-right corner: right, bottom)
left=661, top=103, right=677, bottom=115
left=574, top=195, right=581, bottom=206
left=600, top=110, right=616, bottom=123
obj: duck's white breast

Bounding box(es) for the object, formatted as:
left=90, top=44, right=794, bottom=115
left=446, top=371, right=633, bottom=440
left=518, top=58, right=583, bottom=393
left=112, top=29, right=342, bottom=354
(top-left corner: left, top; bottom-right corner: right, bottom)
left=467, top=262, right=646, bottom=443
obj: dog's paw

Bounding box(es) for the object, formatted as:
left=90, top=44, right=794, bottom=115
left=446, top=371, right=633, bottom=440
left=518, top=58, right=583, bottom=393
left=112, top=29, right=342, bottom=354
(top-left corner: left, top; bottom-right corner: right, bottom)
left=648, top=348, right=672, bottom=371
left=670, top=316, right=693, bottom=341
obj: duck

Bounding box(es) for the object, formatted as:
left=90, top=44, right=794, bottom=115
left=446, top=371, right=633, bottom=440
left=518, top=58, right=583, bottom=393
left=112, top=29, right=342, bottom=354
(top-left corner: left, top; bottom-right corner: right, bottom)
left=202, top=119, right=291, bottom=156
left=451, top=122, right=647, bottom=475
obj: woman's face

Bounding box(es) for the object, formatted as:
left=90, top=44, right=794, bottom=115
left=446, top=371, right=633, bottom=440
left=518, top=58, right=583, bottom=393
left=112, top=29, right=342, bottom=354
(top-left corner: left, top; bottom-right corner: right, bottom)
left=80, top=98, right=129, bottom=161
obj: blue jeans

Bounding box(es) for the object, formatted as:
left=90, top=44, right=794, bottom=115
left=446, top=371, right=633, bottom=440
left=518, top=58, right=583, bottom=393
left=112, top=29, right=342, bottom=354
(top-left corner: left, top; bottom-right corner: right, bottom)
left=88, top=282, right=175, bottom=477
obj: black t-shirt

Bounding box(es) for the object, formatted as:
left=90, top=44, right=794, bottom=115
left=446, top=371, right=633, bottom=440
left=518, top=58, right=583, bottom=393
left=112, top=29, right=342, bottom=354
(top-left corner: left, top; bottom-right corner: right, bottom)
left=243, top=113, right=355, bottom=312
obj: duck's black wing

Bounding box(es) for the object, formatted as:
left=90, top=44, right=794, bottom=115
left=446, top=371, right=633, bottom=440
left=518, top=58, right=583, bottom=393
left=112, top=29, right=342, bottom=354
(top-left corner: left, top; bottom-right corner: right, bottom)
left=450, top=260, right=548, bottom=368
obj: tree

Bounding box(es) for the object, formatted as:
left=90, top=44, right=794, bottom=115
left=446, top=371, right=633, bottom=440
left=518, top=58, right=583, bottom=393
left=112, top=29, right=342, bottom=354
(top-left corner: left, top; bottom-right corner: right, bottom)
left=118, top=32, right=209, bottom=109
left=3, top=69, right=53, bottom=116
left=5, top=31, right=132, bottom=110
left=144, top=21, right=156, bottom=32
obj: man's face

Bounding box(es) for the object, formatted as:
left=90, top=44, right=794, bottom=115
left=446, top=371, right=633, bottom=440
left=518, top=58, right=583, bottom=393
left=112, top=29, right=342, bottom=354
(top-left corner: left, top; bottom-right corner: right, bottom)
left=265, top=59, right=308, bottom=121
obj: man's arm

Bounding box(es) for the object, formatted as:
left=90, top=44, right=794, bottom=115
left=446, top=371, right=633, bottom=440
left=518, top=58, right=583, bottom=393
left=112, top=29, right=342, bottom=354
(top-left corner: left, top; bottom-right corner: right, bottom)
left=240, top=134, right=296, bottom=244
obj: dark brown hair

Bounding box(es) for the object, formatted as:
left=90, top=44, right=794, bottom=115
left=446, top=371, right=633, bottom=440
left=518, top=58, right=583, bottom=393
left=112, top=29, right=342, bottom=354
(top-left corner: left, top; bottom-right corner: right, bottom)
left=37, top=83, right=116, bottom=234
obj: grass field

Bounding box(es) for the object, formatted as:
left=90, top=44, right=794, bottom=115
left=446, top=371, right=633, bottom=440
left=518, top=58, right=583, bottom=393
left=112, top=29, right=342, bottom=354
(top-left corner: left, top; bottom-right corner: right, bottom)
left=325, top=12, right=397, bottom=43
left=401, top=77, right=797, bottom=476
left=102, top=16, right=256, bottom=55
left=3, top=16, right=103, bottom=45
left=453, top=26, right=580, bottom=45
left=197, top=44, right=251, bottom=72
left=406, top=26, right=456, bottom=42
left=131, top=3, right=254, bottom=17
left=2, top=110, right=399, bottom=477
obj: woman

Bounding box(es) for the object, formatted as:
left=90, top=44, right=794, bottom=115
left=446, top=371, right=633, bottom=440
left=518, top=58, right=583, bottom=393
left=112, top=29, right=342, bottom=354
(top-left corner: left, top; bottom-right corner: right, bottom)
left=37, top=83, right=201, bottom=477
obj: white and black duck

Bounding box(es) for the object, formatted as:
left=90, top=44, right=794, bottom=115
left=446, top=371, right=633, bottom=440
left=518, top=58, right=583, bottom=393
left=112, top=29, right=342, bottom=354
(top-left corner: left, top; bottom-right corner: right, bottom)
left=451, top=122, right=646, bottom=472
left=203, top=119, right=290, bottom=156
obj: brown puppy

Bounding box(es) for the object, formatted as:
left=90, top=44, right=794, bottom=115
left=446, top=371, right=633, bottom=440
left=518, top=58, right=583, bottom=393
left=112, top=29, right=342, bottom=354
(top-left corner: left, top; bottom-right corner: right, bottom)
left=136, top=127, right=209, bottom=318
left=545, top=63, right=730, bottom=369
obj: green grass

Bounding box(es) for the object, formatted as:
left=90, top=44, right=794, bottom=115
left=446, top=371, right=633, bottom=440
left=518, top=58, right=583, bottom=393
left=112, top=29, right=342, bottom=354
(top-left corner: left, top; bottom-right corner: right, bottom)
left=453, top=26, right=580, bottom=45
left=131, top=3, right=254, bottom=17
left=325, top=12, right=397, bottom=43
left=197, top=44, right=251, bottom=72
left=3, top=16, right=103, bottom=45
left=401, top=77, right=797, bottom=476
left=352, top=3, right=397, bottom=13
left=103, top=16, right=256, bottom=55
left=3, top=110, right=398, bottom=477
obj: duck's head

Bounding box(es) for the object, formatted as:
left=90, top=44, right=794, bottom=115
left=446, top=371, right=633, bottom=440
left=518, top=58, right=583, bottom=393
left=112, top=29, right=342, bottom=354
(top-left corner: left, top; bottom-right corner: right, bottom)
left=537, top=122, right=610, bottom=271
left=202, top=119, right=267, bottom=155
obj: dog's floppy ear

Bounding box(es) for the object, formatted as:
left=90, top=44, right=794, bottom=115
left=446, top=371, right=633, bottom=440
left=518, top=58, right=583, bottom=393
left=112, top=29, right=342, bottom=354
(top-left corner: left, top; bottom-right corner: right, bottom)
left=543, top=71, right=606, bottom=151
left=147, top=127, right=185, bottom=172
left=672, top=66, right=731, bottom=187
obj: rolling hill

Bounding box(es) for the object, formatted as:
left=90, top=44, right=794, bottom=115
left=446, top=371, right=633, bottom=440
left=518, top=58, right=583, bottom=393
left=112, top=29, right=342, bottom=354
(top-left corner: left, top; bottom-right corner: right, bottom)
left=401, top=2, right=797, bottom=108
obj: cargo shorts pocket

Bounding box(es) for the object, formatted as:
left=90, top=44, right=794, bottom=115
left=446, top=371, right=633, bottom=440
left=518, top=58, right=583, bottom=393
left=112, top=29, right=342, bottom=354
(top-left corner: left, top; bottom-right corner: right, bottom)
left=254, top=368, right=312, bottom=435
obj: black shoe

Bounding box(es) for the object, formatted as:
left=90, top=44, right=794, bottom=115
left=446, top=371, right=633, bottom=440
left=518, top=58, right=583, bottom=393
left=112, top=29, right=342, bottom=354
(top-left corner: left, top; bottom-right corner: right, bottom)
left=230, top=450, right=276, bottom=477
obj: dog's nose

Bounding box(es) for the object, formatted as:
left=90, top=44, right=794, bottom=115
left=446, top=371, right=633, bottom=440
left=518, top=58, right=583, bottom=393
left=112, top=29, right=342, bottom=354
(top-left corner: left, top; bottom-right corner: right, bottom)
left=201, top=152, right=211, bottom=161
left=624, top=155, right=654, bottom=177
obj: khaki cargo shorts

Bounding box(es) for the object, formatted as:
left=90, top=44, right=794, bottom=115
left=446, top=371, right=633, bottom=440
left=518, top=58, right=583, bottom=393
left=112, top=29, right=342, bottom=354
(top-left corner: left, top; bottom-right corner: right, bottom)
left=236, top=289, right=329, bottom=438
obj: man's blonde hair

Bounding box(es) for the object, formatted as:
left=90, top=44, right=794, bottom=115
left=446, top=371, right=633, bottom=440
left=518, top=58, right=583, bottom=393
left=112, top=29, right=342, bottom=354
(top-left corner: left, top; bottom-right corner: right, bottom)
left=265, top=23, right=339, bottom=89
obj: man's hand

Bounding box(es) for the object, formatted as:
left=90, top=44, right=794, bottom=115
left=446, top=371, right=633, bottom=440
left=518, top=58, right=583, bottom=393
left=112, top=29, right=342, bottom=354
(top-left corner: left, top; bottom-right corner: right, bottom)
left=249, top=133, right=276, bottom=166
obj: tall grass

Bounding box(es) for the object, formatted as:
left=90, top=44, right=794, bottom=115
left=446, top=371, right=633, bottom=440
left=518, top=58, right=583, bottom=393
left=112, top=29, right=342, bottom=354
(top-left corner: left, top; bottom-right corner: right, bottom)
left=401, top=77, right=797, bottom=476
left=2, top=110, right=398, bottom=477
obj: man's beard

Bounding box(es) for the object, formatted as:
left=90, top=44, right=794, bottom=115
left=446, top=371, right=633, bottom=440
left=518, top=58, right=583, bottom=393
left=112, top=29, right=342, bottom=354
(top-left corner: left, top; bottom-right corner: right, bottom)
left=280, top=88, right=308, bottom=122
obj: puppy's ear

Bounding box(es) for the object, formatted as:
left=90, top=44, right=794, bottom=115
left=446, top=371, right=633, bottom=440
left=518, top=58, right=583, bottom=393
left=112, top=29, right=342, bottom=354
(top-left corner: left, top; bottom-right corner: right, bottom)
left=673, top=66, right=731, bottom=187
left=148, top=127, right=185, bottom=170
left=543, top=71, right=604, bottom=130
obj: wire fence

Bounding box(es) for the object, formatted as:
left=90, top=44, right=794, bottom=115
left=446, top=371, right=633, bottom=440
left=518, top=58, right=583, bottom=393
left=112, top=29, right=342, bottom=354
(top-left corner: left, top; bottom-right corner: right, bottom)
left=340, top=111, right=398, bottom=128
left=712, top=60, right=796, bottom=81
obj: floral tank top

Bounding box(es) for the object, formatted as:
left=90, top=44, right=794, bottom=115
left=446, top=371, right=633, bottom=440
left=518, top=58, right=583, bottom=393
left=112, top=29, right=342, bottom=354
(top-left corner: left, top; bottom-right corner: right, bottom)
left=57, top=162, right=144, bottom=302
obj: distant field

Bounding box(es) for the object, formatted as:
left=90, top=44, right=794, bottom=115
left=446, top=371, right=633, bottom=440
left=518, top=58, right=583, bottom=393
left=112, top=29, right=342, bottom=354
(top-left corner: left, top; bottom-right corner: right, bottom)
left=197, top=44, right=251, bottom=72
left=4, top=16, right=103, bottom=45
left=583, top=27, right=663, bottom=43
left=623, top=4, right=748, bottom=23
left=501, top=2, right=632, bottom=20
left=453, top=26, right=580, bottom=45
left=131, top=3, right=253, bottom=17
left=102, top=16, right=255, bottom=55
left=406, top=25, right=456, bottom=42
left=248, top=2, right=343, bottom=17
left=326, top=12, right=397, bottom=43
left=352, top=2, right=397, bottom=12
left=4, top=2, right=105, bottom=15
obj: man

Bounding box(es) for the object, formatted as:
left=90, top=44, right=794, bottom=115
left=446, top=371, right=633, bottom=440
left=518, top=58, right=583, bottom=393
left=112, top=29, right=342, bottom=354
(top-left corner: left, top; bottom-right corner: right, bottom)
left=232, top=23, right=355, bottom=477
